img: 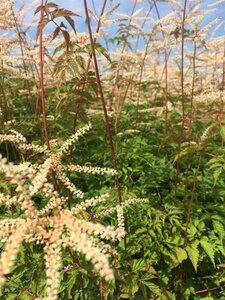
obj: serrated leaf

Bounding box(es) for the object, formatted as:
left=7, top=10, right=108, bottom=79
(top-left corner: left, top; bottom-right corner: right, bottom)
left=170, top=247, right=187, bottom=267
left=200, top=238, right=215, bottom=266
left=217, top=245, right=225, bottom=257
left=213, top=220, right=224, bottom=239
left=141, top=281, right=161, bottom=295
left=213, top=167, right=223, bottom=183
left=141, top=273, right=155, bottom=281
left=187, top=241, right=199, bottom=272
left=132, top=259, right=146, bottom=272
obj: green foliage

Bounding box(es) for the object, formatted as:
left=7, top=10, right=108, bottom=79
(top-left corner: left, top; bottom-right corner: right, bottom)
left=35, top=2, right=79, bottom=50
left=187, top=241, right=199, bottom=272
left=1, top=93, right=225, bottom=298
left=1, top=0, right=225, bottom=297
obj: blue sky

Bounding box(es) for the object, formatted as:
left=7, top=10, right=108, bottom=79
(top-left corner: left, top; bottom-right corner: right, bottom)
left=13, top=0, right=225, bottom=46
left=45, top=0, right=225, bottom=33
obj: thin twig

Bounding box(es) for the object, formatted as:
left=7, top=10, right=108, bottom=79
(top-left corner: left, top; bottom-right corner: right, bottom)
left=196, top=284, right=225, bottom=294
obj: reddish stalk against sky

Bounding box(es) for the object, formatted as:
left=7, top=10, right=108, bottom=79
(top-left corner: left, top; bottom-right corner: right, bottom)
left=83, top=0, right=123, bottom=205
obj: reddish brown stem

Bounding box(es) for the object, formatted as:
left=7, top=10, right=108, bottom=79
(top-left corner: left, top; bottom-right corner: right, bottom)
left=184, top=153, right=203, bottom=246
left=83, top=0, right=122, bottom=205
left=39, top=0, right=50, bottom=150
left=188, top=40, right=197, bottom=137
left=183, top=39, right=197, bottom=203
left=39, top=1, right=59, bottom=193
left=196, top=284, right=225, bottom=294
left=181, top=0, right=188, bottom=124
left=174, top=0, right=188, bottom=202
left=71, top=0, right=108, bottom=135
left=86, top=0, right=108, bottom=71
left=152, top=0, right=169, bottom=132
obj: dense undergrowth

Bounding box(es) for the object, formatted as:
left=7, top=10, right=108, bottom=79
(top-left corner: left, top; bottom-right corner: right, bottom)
left=0, top=0, right=225, bottom=299
left=0, top=100, right=224, bottom=299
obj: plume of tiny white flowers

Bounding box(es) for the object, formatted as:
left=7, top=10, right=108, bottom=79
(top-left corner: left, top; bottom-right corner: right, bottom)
left=0, top=130, right=47, bottom=153
left=0, top=124, right=148, bottom=299
left=0, top=155, right=123, bottom=299
left=0, top=124, right=116, bottom=201
left=64, top=164, right=117, bottom=176
left=98, top=198, right=148, bottom=218
left=71, top=193, right=110, bottom=214
left=0, top=221, right=28, bottom=285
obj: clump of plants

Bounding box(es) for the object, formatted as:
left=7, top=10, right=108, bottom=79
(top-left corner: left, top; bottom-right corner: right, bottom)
left=0, top=0, right=225, bottom=299
left=0, top=126, right=147, bottom=299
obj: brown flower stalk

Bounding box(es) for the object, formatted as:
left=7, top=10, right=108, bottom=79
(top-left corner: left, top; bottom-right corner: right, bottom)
left=83, top=0, right=123, bottom=205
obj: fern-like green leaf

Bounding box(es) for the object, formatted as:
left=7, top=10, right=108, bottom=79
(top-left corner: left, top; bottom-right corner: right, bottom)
left=200, top=237, right=215, bottom=267
left=187, top=241, right=199, bottom=272
left=212, top=220, right=224, bottom=240
left=132, top=259, right=146, bottom=272
left=170, top=247, right=187, bottom=268
left=141, top=281, right=160, bottom=295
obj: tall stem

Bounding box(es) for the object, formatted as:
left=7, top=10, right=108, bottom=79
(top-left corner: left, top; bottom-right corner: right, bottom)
left=72, top=0, right=108, bottom=137
left=39, top=0, right=59, bottom=193
left=184, top=153, right=203, bottom=246
left=189, top=40, right=197, bottom=135
left=86, top=0, right=108, bottom=71
left=83, top=0, right=122, bottom=205
left=174, top=0, right=188, bottom=202
left=39, top=0, right=50, bottom=150
left=181, top=0, right=188, bottom=124
left=152, top=0, right=169, bottom=133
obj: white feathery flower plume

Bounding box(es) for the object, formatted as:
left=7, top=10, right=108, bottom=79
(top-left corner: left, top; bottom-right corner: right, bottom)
left=0, top=124, right=146, bottom=299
